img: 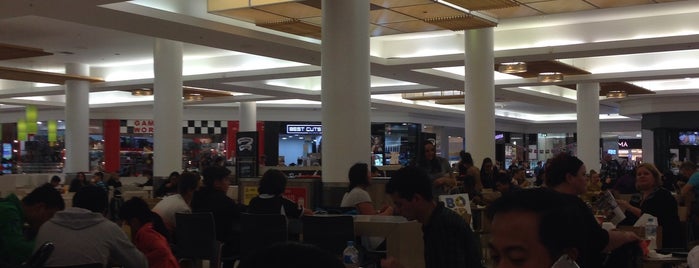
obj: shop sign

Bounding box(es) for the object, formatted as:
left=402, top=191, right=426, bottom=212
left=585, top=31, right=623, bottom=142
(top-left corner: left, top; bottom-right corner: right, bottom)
left=282, top=187, right=308, bottom=205
left=243, top=186, right=258, bottom=205
left=132, top=120, right=154, bottom=134
left=286, top=124, right=322, bottom=135
left=617, top=139, right=642, bottom=149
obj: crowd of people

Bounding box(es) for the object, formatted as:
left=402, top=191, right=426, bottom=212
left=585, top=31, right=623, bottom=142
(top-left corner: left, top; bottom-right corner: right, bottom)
left=4, top=142, right=699, bottom=268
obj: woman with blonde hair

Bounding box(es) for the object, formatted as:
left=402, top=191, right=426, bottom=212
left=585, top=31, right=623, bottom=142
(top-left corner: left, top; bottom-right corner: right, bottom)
left=617, top=163, right=683, bottom=248
left=587, top=169, right=602, bottom=193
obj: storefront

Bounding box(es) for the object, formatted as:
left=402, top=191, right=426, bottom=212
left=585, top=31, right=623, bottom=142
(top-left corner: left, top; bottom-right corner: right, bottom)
left=278, top=123, right=322, bottom=167
left=372, top=123, right=421, bottom=167
left=616, top=138, right=642, bottom=163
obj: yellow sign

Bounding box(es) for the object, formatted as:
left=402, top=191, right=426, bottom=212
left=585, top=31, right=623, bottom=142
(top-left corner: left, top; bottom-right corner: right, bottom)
left=243, top=186, right=258, bottom=205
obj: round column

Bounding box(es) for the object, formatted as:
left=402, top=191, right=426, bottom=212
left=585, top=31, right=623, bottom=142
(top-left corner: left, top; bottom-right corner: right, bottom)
left=464, top=28, right=495, bottom=167
left=153, top=38, right=183, bottom=177
left=321, top=0, right=371, bottom=183
left=239, top=102, right=257, bottom=132
left=64, top=63, right=90, bottom=173
left=577, top=82, right=601, bottom=172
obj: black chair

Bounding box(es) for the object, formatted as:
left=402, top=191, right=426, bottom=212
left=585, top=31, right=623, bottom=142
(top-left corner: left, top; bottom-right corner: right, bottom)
left=22, top=241, right=54, bottom=268
left=46, top=264, right=102, bottom=268
left=301, top=215, right=355, bottom=257
left=175, top=212, right=223, bottom=268
left=239, top=213, right=288, bottom=262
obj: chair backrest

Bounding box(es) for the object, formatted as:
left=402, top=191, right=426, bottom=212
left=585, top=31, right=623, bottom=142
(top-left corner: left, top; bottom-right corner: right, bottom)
left=174, top=212, right=221, bottom=263
left=301, top=215, right=355, bottom=257
left=23, top=241, right=54, bottom=268
left=240, top=213, right=288, bottom=261
left=46, top=264, right=102, bottom=268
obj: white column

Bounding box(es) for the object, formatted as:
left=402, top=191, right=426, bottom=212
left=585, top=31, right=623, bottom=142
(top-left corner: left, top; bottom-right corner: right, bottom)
left=153, top=38, right=183, bottom=177
left=464, top=28, right=495, bottom=168
left=64, top=63, right=90, bottom=173
left=642, top=129, right=654, bottom=164
left=321, top=0, right=370, bottom=183
left=576, top=83, right=601, bottom=172
left=239, top=102, right=257, bottom=132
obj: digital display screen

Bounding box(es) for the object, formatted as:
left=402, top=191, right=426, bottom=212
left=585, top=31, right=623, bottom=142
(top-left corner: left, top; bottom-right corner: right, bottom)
left=2, top=144, right=11, bottom=160
left=679, top=131, right=699, bottom=146
left=373, top=153, right=384, bottom=167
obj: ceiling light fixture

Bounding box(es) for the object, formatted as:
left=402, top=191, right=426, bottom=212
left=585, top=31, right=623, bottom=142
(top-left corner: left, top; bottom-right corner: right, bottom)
left=538, top=72, right=564, bottom=83
left=184, top=93, right=204, bottom=101
left=131, top=88, right=153, bottom=96
left=498, top=62, right=527, bottom=74
left=606, top=90, right=628, bottom=99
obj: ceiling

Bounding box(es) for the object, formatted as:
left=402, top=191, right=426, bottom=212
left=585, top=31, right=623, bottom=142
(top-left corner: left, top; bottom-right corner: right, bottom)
left=0, top=0, right=698, bottom=131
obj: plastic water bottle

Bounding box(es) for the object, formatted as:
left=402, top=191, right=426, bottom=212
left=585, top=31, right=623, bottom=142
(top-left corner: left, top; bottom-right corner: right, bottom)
left=342, top=241, right=359, bottom=268
left=646, top=217, right=658, bottom=250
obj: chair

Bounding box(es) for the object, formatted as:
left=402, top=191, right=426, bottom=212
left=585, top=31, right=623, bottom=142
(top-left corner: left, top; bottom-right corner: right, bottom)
left=174, top=212, right=222, bottom=268
left=301, top=215, right=355, bottom=257
left=22, top=241, right=54, bottom=268
left=239, top=213, right=288, bottom=262
left=46, top=264, right=102, bottom=268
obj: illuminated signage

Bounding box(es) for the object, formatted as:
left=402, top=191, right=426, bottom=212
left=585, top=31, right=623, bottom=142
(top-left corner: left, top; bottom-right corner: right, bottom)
left=286, top=124, right=322, bottom=135
left=495, top=133, right=504, bottom=140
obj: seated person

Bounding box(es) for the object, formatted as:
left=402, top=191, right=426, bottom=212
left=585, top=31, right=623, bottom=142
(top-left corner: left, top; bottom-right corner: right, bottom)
left=46, top=175, right=64, bottom=193
left=155, top=171, right=180, bottom=197
left=106, top=173, right=124, bottom=221
left=35, top=185, right=146, bottom=267
left=545, top=152, right=639, bottom=268
left=92, top=171, right=107, bottom=192
left=382, top=166, right=481, bottom=268
left=617, top=163, right=683, bottom=248
left=106, top=172, right=123, bottom=197
left=340, top=163, right=393, bottom=215
left=191, top=166, right=241, bottom=259
left=119, top=197, right=178, bottom=268
left=153, top=171, right=200, bottom=232
left=511, top=168, right=531, bottom=188
left=486, top=188, right=585, bottom=267
left=0, top=185, right=64, bottom=266
left=248, top=169, right=311, bottom=217
left=587, top=170, right=602, bottom=193
left=494, top=172, right=520, bottom=196
left=68, top=172, right=88, bottom=192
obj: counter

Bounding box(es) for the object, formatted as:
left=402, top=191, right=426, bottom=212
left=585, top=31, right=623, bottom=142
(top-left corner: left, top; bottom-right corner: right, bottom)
left=238, top=177, right=322, bottom=209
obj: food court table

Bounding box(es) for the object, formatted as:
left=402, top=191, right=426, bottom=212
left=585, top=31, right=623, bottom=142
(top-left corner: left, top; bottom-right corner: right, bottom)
left=354, top=215, right=425, bottom=268
left=641, top=256, right=686, bottom=268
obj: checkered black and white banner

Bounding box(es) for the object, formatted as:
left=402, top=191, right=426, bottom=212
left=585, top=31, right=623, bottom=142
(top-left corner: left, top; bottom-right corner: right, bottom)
left=120, top=120, right=227, bottom=135
left=182, top=120, right=227, bottom=135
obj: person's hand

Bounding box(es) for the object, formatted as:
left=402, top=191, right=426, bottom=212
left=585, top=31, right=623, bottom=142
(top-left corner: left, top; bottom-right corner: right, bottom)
left=605, top=178, right=612, bottom=184
left=381, top=257, right=405, bottom=268
left=379, top=205, right=394, bottom=215
left=616, top=199, right=630, bottom=211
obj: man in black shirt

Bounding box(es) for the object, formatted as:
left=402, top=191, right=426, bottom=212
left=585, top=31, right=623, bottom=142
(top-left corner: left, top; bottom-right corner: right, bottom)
left=383, top=166, right=482, bottom=268
left=191, top=166, right=241, bottom=260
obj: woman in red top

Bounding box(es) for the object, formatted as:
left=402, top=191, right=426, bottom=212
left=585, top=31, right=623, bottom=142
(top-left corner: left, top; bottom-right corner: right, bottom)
left=119, top=197, right=179, bottom=268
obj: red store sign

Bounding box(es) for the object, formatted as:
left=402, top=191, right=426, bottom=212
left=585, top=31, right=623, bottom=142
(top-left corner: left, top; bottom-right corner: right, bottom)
left=131, top=120, right=154, bottom=134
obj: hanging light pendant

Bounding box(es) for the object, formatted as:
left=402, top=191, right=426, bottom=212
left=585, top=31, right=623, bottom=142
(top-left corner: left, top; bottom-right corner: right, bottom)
left=498, top=62, right=527, bottom=74
left=606, top=90, right=628, bottom=99
left=538, top=72, right=564, bottom=83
